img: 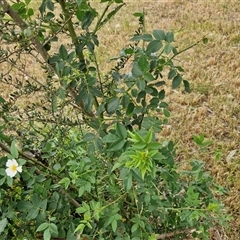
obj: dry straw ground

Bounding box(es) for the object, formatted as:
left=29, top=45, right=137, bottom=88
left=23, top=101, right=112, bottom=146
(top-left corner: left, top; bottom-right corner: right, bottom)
left=118, top=1, right=240, bottom=239
left=1, top=0, right=240, bottom=239
left=88, top=1, right=240, bottom=238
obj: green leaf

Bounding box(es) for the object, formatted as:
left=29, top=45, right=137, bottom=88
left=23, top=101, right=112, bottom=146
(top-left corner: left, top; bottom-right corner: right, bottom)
left=26, top=208, right=39, bottom=220
left=12, top=2, right=25, bottom=12
left=128, top=130, right=144, bottom=142
left=74, top=223, right=85, bottom=234
left=32, top=193, right=42, bottom=208
left=40, top=199, right=48, bottom=211
left=46, top=12, right=54, bottom=20
left=131, top=34, right=153, bottom=42
left=96, top=103, right=105, bottom=116
left=131, top=223, right=139, bottom=233
left=158, top=89, right=165, bottom=100
left=76, top=7, right=85, bottom=22
left=76, top=205, right=87, bottom=214
left=133, top=142, right=146, bottom=150
left=18, top=158, right=26, bottom=166
left=138, top=55, right=149, bottom=72
left=159, top=102, right=168, bottom=108
left=0, top=96, right=5, bottom=103
left=17, top=201, right=33, bottom=212
left=0, top=218, right=7, bottom=233
left=172, top=74, right=182, bottom=89
left=133, top=12, right=144, bottom=17
left=0, top=177, right=6, bottom=186
left=102, top=134, right=119, bottom=143
left=43, top=228, right=51, bottom=240
left=150, top=97, right=159, bottom=107
left=164, top=43, right=173, bottom=54
left=89, top=87, right=103, bottom=97
left=76, top=0, right=84, bottom=5
left=183, top=80, right=191, bottom=93
left=83, top=94, right=93, bottom=113
left=155, top=81, right=165, bottom=87
left=148, top=142, right=162, bottom=149
left=58, top=177, right=70, bottom=190
left=27, top=8, right=34, bottom=17
left=107, top=97, right=120, bottom=114
left=76, top=87, right=87, bottom=103
left=82, top=133, right=96, bottom=142
left=46, top=0, right=54, bottom=11
left=112, top=162, right=124, bottom=171
left=136, top=79, right=145, bottom=91
left=163, top=108, right=170, bottom=117
left=121, top=95, right=130, bottom=108
left=132, top=62, right=143, bottom=77
left=51, top=95, right=57, bottom=112
left=111, top=219, right=118, bottom=232
left=146, top=40, right=162, bottom=54
left=0, top=132, right=9, bottom=142
left=144, top=130, right=153, bottom=144
left=202, top=37, right=208, bottom=44
left=140, top=33, right=153, bottom=41
left=108, top=139, right=125, bottom=151
left=49, top=223, right=58, bottom=235
left=144, top=72, right=155, bottom=82
left=78, top=186, right=85, bottom=197
left=36, top=222, right=49, bottom=232
left=144, top=194, right=151, bottom=205
left=126, top=102, right=134, bottom=115
left=165, top=31, right=174, bottom=43
left=25, top=0, right=31, bottom=5
left=94, top=138, right=103, bottom=151
left=6, top=176, right=13, bottom=187
left=82, top=11, right=95, bottom=30
left=10, top=141, right=18, bottom=159
left=123, top=172, right=132, bottom=191
left=153, top=29, right=165, bottom=40
left=116, top=122, right=127, bottom=139
left=168, top=69, right=177, bottom=79
left=98, top=4, right=125, bottom=30
left=59, top=45, right=68, bottom=60
left=85, top=182, right=92, bottom=193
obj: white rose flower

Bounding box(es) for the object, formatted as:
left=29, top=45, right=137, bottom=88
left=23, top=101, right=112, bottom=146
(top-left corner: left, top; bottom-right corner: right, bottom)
left=5, top=159, right=22, bottom=178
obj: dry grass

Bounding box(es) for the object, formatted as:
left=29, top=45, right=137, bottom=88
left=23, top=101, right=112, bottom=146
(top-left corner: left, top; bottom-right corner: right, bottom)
left=1, top=0, right=240, bottom=239
left=96, top=1, right=240, bottom=238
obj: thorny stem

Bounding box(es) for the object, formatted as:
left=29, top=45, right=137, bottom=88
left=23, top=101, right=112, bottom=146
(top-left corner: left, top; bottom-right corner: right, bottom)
left=58, top=0, right=100, bottom=117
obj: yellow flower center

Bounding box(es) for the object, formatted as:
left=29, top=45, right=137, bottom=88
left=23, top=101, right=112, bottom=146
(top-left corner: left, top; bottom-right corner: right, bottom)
left=10, top=165, right=17, bottom=171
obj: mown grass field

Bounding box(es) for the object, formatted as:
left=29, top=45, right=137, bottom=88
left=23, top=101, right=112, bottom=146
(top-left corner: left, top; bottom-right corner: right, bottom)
left=1, top=0, right=239, bottom=239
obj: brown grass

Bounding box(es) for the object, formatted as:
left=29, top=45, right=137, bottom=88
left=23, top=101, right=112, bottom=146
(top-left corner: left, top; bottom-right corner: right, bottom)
left=1, top=0, right=240, bottom=239
left=95, top=1, right=240, bottom=238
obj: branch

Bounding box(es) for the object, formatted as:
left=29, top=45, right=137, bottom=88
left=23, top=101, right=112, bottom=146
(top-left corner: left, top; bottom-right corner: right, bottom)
left=156, top=228, right=196, bottom=239
left=58, top=0, right=84, bottom=62
left=0, top=0, right=49, bottom=63
left=0, top=0, right=95, bottom=118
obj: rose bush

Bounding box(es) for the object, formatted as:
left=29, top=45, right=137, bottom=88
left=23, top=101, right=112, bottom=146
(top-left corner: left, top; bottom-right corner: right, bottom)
left=0, top=0, right=231, bottom=239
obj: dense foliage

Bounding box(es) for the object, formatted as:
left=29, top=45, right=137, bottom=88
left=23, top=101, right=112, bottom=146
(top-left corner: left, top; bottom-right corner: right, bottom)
left=0, top=0, right=230, bottom=239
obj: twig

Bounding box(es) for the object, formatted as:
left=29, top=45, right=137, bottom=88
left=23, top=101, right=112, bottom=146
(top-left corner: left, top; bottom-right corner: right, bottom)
left=0, top=0, right=95, bottom=118
left=156, top=228, right=195, bottom=239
